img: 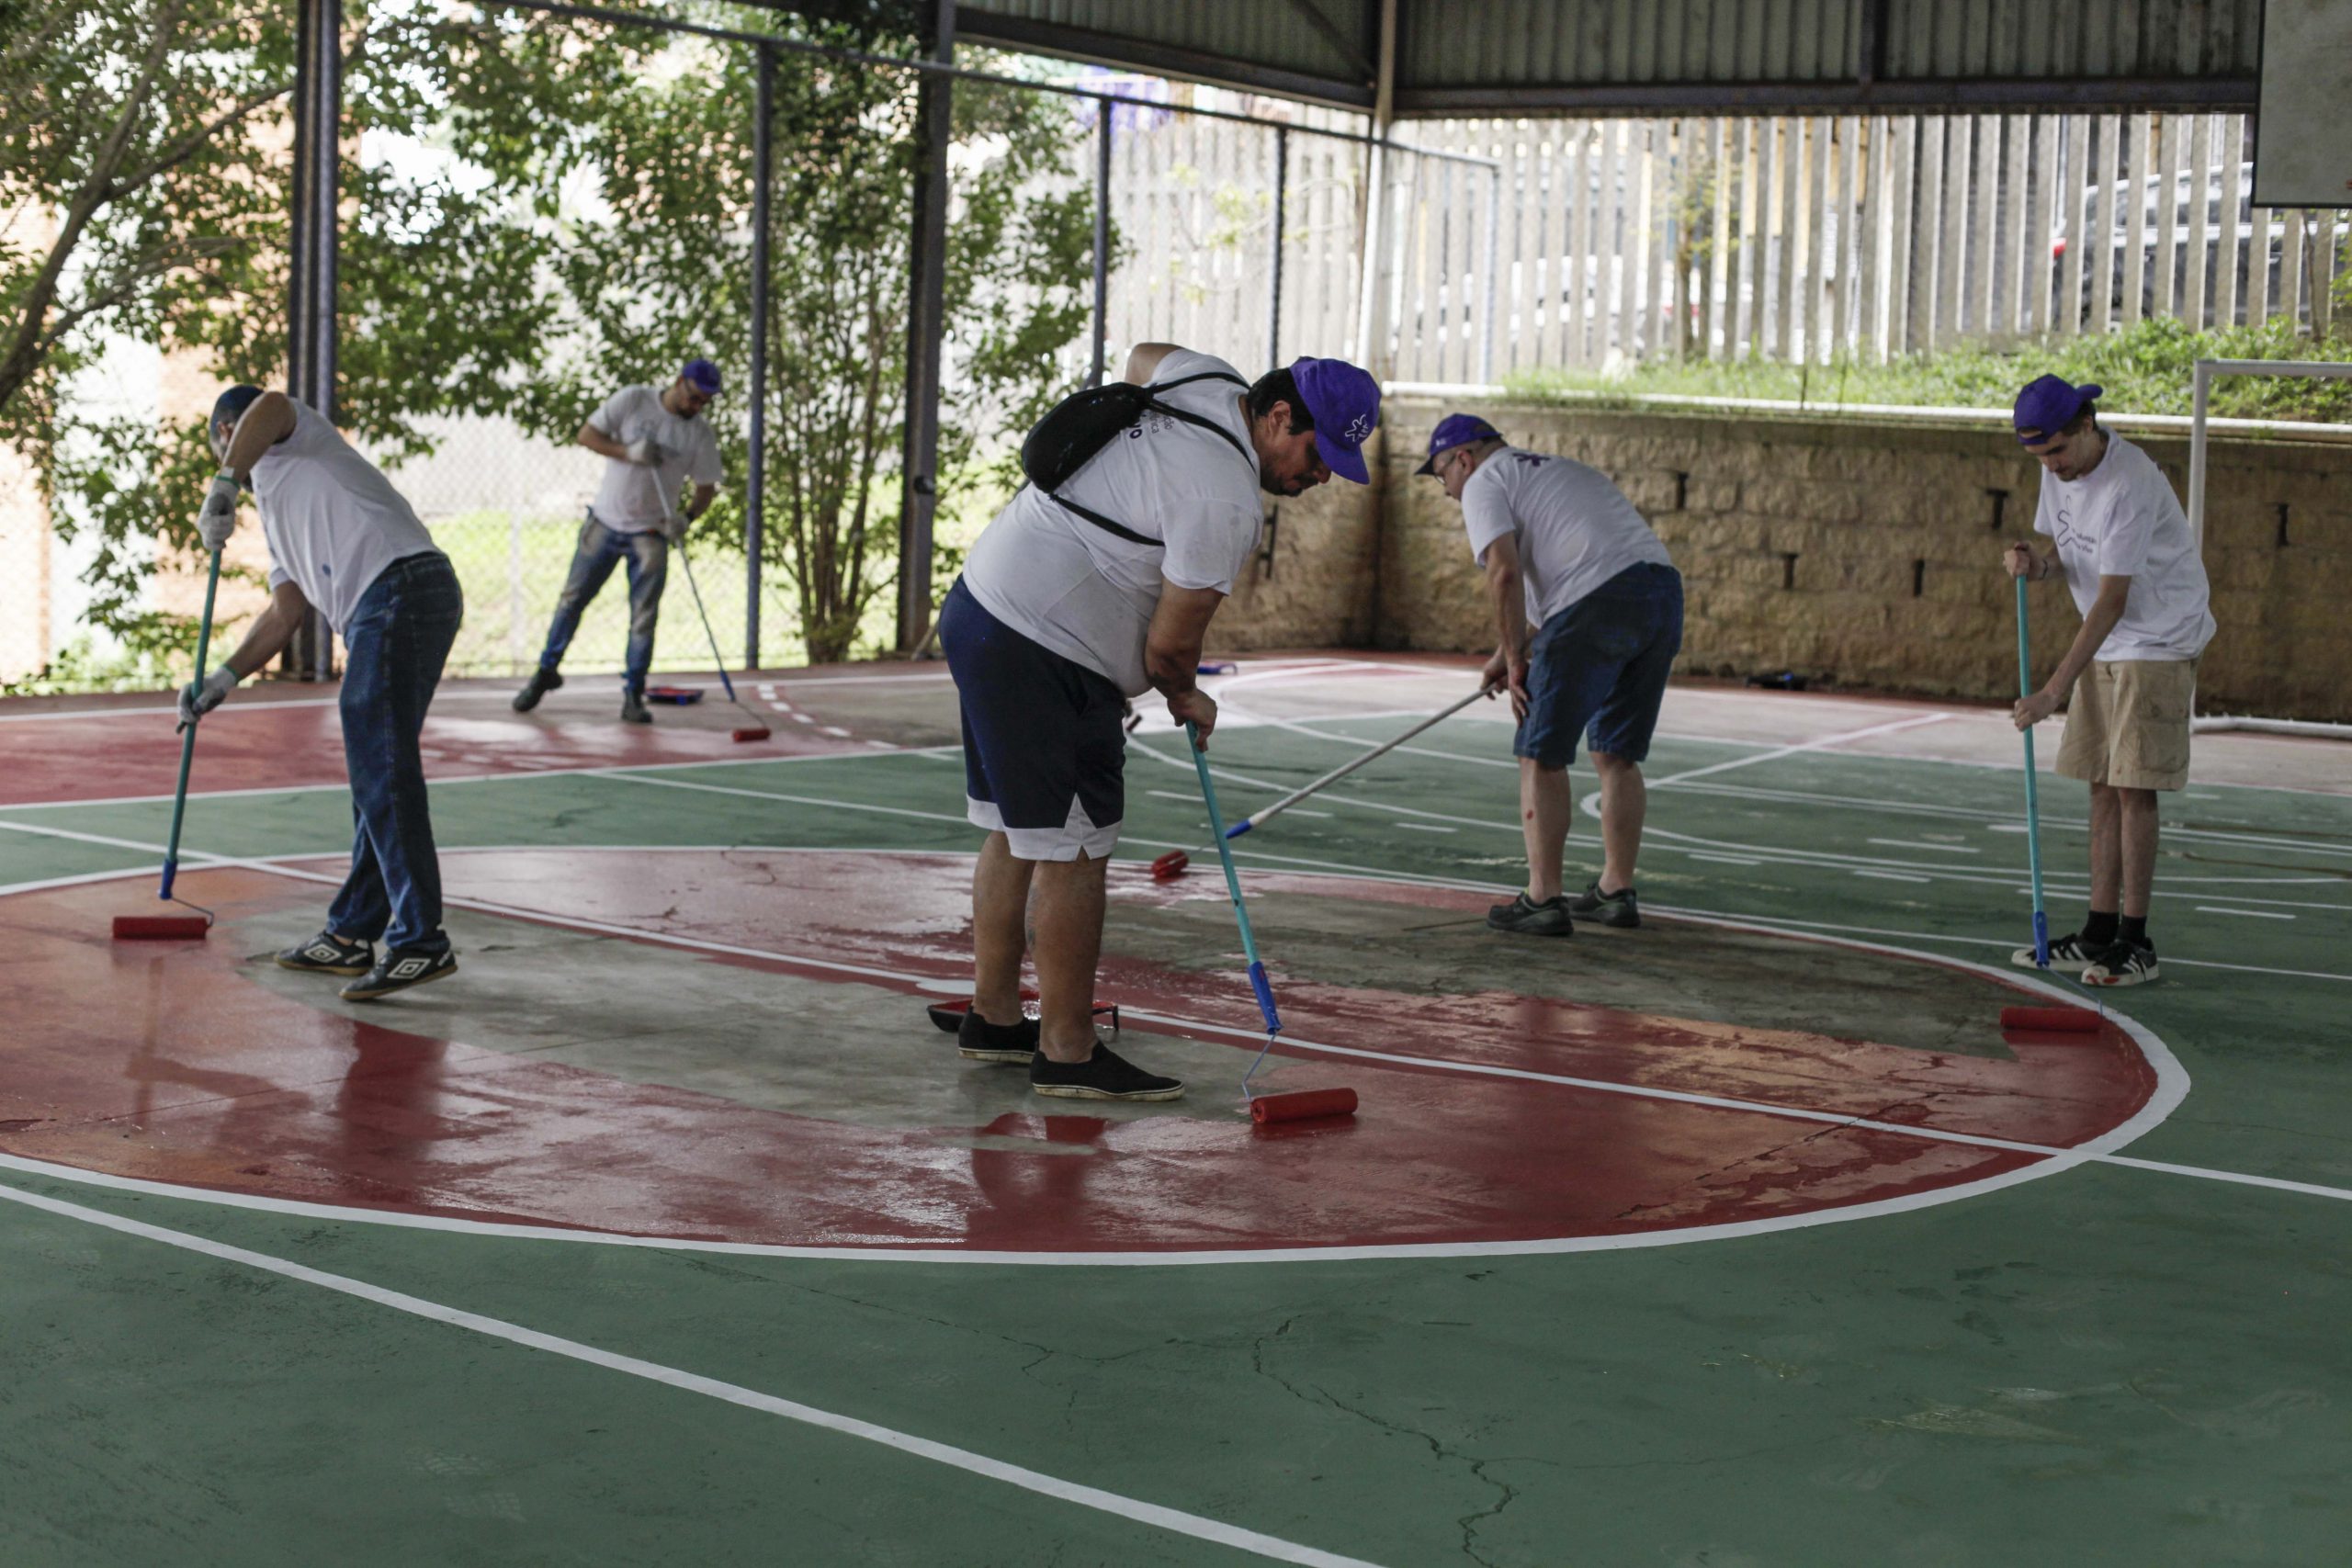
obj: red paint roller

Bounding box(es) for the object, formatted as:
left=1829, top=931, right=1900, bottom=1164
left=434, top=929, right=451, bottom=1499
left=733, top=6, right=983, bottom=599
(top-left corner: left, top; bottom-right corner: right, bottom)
left=1184, top=719, right=1357, bottom=1124
left=670, top=513, right=772, bottom=743
left=115, top=542, right=221, bottom=942
left=2000, top=1005, right=2104, bottom=1033
left=1150, top=683, right=1498, bottom=882
left=1250, top=1087, right=1357, bottom=1125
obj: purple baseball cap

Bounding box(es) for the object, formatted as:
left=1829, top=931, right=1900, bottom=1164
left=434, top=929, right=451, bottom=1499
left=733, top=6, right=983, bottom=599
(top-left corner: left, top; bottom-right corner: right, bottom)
left=682, top=357, right=723, bottom=397
left=1414, top=412, right=1502, bottom=475
left=1289, top=356, right=1381, bottom=484
left=2013, top=374, right=2100, bottom=445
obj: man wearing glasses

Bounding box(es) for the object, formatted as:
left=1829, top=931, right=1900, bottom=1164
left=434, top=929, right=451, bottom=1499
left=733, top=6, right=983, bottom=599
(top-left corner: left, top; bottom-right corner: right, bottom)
left=513, top=358, right=726, bottom=725
left=1420, top=414, right=1683, bottom=937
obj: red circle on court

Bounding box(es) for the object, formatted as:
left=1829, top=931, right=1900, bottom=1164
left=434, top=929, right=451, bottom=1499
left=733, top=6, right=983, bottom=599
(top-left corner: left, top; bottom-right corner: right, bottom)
left=0, top=850, right=2162, bottom=1257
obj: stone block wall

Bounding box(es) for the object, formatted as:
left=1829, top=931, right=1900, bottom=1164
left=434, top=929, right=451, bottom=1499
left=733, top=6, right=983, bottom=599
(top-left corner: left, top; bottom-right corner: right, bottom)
left=1206, top=465, right=1382, bottom=650
left=1373, top=398, right=2352, bottom=722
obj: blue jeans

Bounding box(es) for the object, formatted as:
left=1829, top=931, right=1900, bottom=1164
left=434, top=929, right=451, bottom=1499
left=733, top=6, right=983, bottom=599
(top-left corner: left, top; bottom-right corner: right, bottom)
left=537, top=513, right=668, bottom=694
left=1517, top=562, right=1684, bottom=768
left=327, top=553, right=464, bottom=954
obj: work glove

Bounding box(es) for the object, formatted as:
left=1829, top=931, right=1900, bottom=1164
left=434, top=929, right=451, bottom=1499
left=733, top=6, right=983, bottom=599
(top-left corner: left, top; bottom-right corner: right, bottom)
left=197, top=471, right=241, bottom=552
left=660, top=512, right=689, bottom=544
left=622, top=436, right=671, bottom=468
left=176, top=664, right=240, bottom=728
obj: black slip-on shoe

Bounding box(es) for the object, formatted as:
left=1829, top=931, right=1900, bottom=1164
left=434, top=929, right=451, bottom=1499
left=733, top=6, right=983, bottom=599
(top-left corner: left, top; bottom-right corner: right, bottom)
left=1564, top=882, right=1640, bottom=929
left=1029, top=1043, right=1184, bottom=1102
left=277, top=930, right=374, bottom=976
left=619, top=690, right=652, bottom=725
left=341, top=947, right=458, bottom=1002
left=957, top=1008, right=1041, bottom=1063
left=1486, top=893, right=1574, bottom=937
left=511, top=668, right=563, bottom=712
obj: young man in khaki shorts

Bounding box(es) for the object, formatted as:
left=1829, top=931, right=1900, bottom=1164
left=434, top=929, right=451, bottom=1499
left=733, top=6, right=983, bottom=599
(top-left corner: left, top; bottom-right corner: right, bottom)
left=2004, top=375, right=2215, bottom=987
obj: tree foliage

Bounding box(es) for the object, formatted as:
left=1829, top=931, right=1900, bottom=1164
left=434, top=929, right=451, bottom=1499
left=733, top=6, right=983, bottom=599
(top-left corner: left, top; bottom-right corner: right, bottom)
left=2, top=0, right=1095, bottom=676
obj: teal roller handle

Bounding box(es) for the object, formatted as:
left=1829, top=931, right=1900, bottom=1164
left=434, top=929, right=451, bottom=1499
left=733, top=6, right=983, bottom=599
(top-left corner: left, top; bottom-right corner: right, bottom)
left=162, top=546, right=224, bottom=901
left=1187, top=719, right=1281, bottom=1037
left=2016, top=573, right=2050, bottom=967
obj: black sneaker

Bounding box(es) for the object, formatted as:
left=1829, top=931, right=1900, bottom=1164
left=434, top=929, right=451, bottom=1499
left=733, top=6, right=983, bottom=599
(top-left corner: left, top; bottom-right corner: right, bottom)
left=277, top=930, right=374, bottom=976
left=1029, top=1043, right=1184, bottom=1102
left=341, top=946, right=458, bottom=1002
left=957, top=1007, right=1040, bottom=1063
left=2081, top=940, right=2158, bottom=987
left=619, top=690, right=652, bottom=725
left=2010, top=931, right=2101, bottom=974
left=1565, top=881, right=1640, bottom=929
left=512, top=667, right=562, bottom=712
left=1487, top=893, right=1574, bottom=937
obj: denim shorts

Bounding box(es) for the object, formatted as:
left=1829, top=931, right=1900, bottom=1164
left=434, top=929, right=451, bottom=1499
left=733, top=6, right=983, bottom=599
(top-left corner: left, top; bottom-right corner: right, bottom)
left=1517, top=561, right=1684, bottom=768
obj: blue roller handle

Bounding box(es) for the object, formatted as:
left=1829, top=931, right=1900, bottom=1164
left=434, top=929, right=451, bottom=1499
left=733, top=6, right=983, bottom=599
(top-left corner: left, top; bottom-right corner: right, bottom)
left=2017, top=573, right=2051, bottom=967
left=1187, top=720, right=1282, bottom=1039
left=161, top=546, right=224, bottom=903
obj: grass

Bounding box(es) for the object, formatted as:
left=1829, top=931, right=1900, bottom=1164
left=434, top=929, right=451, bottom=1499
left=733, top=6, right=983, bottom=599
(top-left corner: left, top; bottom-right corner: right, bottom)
left=1502, top=318, right=2352, bottom=424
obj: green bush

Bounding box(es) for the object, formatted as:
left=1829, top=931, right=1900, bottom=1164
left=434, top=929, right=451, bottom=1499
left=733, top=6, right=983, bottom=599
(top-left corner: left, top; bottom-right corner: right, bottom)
left=1505, top=318, right=2352, bottom=423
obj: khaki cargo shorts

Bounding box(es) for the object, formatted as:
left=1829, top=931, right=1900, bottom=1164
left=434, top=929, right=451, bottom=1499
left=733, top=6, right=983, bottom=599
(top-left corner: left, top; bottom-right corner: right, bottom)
left=2056, top=658, right=2198, bottom=791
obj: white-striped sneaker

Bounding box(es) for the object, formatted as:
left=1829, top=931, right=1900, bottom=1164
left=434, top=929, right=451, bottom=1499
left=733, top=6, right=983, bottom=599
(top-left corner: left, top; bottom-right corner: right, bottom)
left=2010, top=931, right=2101, bottom=974
left=2081, top=940, right=2158, bottom=987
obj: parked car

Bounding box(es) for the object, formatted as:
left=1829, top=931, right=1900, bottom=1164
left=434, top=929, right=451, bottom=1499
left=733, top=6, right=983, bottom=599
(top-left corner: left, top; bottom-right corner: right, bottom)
left=2055, top=161, right=2292, bottom=327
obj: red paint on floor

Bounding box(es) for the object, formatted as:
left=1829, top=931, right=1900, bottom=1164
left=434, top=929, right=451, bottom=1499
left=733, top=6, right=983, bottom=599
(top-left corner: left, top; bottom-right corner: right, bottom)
left=0, top=852, right=2158, bottom=1254
left=0, top=680, right=875, bottom=806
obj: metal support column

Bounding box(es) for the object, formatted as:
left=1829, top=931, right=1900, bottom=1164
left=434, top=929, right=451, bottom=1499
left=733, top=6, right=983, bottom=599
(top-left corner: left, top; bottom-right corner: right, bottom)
left=894, top=0, right=954, bottom=654
left=745, top=45, right=774, bottom=669
left=285, top=0, right=341, bottom=681
left=1268, top=124, right=1287, bottom=367
left=1089, top=100, right=1112, bottom=386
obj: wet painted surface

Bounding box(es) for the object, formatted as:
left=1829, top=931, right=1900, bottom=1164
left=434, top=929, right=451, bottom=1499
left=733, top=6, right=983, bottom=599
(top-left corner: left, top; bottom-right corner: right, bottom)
left=1, top=852, right=2155, bottom=1253
left=0, top=684, right=884, bottom=806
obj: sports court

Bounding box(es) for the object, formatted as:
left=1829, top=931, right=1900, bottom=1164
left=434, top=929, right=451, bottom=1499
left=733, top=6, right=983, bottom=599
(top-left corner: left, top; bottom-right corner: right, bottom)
left=5, top=658, right=2347, bottom=1563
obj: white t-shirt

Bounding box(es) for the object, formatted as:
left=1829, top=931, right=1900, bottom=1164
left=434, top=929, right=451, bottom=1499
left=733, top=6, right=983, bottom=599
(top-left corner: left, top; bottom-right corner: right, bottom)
left=587, top=385, right=725, bottom=533
left=251, top=400, right=442, bottom=636
left=2031, top=431, right=2215, bottom=660
left=1460, top=446, right=1674, bottom=626
left=962, top=350, right=1262, bottom=697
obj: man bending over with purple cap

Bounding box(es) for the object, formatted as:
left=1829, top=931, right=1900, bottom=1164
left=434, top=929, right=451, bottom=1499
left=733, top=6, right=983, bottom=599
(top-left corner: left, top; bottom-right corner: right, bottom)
left=942, top=348, right=1379, bottom=1100
left=2004, top=374, right=2213, bottom=987
left=514, top=358, right=725, bottom=725
left=1420, top=414, right=1682, bottom=937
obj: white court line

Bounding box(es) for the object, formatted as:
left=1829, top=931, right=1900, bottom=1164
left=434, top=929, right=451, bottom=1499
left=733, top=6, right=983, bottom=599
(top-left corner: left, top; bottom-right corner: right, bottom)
left=1686, top=853, right=1764, bottom=866
left=0, top=1183, right=1382, bottom=1568
left=1394, top=823, right=1454, bottom=834
left=1645, top=711, right=1957, bottom=787
left=1867, top=839, right=1981, bottom=854
left=2194, top=906, right=2296, bottom=920
left=1852, top=870, right=1930, bottom=883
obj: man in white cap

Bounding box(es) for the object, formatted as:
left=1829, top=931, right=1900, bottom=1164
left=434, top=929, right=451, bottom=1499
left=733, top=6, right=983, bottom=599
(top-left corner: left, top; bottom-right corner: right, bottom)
left=1419, top=413, right=1682, bottom=938
left=2005, top=374, right=2214, bottom=987
left=941, top=349, right=1381, bottom=1100
left=513, top=358, right=725, bottom=724
left=185, top=384, right=465, bottom=1000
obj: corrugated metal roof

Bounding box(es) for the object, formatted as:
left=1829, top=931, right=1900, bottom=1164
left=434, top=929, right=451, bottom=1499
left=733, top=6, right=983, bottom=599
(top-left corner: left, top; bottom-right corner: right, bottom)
left=950, top=0, right=2263, bottom=114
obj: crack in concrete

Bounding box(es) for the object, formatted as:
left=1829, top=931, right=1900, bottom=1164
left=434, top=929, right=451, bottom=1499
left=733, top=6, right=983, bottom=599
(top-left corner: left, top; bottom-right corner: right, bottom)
left=1248, top=1314, right=1532, bottom=1564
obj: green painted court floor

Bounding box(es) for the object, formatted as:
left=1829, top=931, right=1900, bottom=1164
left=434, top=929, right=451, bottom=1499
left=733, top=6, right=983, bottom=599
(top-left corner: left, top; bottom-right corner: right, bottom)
left=4, top=668, right=2347, bottom=1566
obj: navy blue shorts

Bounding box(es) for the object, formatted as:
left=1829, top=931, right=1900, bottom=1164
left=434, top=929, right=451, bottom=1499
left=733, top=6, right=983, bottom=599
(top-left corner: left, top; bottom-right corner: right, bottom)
left=940, top=577, right=1126, bottom=862
left=1517, top=562, right=1684, bottom=768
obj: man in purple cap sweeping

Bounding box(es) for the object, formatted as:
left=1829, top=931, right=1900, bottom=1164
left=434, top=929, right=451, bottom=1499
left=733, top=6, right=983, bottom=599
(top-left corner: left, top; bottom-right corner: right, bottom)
left=2004, top=374, right=2213, bottom=987
left=514, top=358, right=727, bottom=724
left=942, top=344, right=1379, bottom=1100
left=1419, top=414, right=1681, bottom=937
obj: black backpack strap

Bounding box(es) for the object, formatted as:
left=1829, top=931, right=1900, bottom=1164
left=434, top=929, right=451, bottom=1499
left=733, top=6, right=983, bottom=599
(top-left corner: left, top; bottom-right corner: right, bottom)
left=1048, top=369, right=1253, bottom=548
